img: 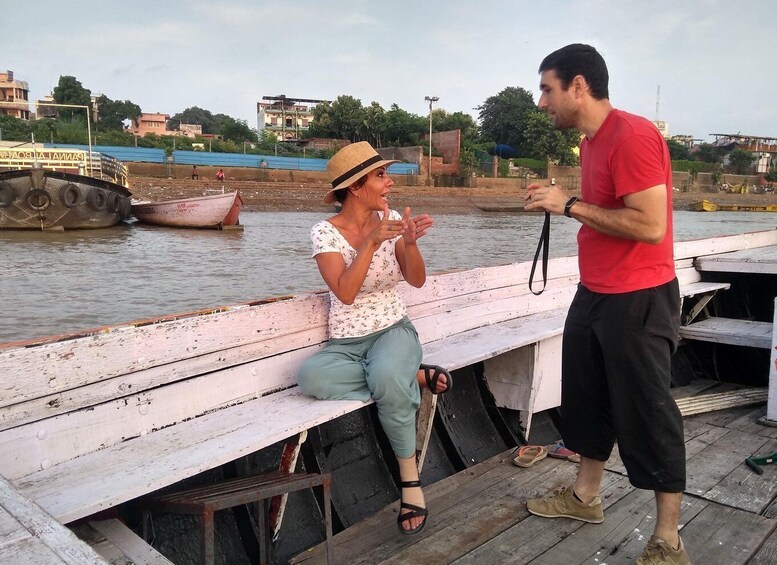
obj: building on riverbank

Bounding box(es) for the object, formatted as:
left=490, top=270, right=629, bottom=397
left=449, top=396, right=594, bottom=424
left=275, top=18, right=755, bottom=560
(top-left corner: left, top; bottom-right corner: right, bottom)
left=0, top=70, right=31, bottom=120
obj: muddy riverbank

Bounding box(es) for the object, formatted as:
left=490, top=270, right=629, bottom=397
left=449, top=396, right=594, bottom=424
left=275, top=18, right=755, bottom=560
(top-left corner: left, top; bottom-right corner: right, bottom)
left=127, top=175, right=776, bottom=214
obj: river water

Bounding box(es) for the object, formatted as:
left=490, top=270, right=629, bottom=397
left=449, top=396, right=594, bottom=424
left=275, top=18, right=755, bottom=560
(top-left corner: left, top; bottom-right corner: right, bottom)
left=1, top=210, right=774, bottom=344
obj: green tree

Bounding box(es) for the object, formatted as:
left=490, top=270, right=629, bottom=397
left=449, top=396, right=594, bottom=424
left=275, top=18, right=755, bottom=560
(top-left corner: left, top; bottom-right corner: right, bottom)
left=432, top=110, right=478, bottom=143
left=693, top=143, right=722, bottom=164
left=522, top=111, right=580, bottom=165
left=219, top=117, right=258, bottom=143
left=56, top=118, right=88, bottom=144
left=306, top=102, right=337, bottom=139
left=477, top=86, right=537, bottom=156
left=383, top=104, right=426, bottom=146
left=666, top=139, right=690, bottom=161
left=728, top=148, right=754, bottom=174
left=0, top=114, right=32, bottom=141
left=95, top=95, right=141, bottom=130
left=329, top=95, right=366, bottom=141
left=361, top=102, right=386, bottom=147
left=172, top=107, right=218, bottom=134
left=52, top=76, right=92, bottom=120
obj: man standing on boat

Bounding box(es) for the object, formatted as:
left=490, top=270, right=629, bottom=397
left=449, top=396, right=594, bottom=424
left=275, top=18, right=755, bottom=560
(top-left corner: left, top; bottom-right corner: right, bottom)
left=524, top=44, right=689, bottom=565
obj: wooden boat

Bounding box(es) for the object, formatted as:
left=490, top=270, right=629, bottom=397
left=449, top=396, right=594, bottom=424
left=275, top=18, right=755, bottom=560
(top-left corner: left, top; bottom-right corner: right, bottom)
left=689, top=199, right=718, bottom=211
left=0, top=230, right=775, bottom=563
left=222, top=190, right=244, bottom=226
left=0, top=149, right=132, bottom=231
left=714, top=203, right=777, bottom=212
left=131, top=190, right=243, bottom=229
left=690, top=199, right=777, bottom=212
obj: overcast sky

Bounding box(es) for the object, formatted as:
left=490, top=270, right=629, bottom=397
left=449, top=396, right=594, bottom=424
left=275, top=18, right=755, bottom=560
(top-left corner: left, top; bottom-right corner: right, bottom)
left=5, top=0, right=775, bottom=142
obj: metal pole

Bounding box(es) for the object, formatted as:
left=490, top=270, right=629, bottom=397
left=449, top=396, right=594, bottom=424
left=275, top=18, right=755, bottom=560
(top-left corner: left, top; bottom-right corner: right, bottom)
left=86, top=110, right=93, bottom=176
left=35, top=102, right=94, bottom=176
left=423, top=96, right=438, bottom=186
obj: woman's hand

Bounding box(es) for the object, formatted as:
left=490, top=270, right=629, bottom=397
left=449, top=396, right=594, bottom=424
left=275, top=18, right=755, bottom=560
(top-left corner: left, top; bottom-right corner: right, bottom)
left=399, top=207, right=433, bottom=245
left=368, top=205, right=407, bottom=246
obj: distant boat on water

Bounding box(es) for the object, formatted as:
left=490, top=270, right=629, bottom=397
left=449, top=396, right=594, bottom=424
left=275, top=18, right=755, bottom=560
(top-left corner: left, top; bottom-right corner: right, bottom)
left=131, top=190, right=244, bottom=229
left=690, top=199, right=777, bottom=212
left=0, top=146, right=132, bottom=231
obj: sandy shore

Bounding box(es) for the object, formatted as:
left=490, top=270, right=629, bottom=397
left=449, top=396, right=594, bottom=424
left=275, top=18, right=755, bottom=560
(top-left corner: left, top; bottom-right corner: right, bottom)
left=128, top=175, right=776, bottom=214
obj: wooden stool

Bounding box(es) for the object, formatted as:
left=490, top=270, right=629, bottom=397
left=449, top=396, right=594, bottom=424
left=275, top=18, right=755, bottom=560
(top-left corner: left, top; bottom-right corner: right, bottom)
left=142, top=471, right=333, bottom=565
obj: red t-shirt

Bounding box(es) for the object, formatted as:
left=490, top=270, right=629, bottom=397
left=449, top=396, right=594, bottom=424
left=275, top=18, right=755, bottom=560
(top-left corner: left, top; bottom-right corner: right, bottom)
left=578, top=109, right=674, bottom=293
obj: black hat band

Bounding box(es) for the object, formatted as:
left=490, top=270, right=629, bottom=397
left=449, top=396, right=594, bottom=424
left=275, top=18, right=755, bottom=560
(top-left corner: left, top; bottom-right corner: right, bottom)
left=330, top=154, right=383, bottom=188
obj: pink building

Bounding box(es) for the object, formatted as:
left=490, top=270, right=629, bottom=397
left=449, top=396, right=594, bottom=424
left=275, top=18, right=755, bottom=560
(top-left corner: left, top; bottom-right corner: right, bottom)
left=130, top=112, right=170, bottom=137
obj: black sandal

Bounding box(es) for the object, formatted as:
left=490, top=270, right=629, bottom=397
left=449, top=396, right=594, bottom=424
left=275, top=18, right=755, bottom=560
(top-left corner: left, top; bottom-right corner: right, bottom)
left=397, top=480, right=428, bottom=535
left=420, top=364, right=453, bottom=395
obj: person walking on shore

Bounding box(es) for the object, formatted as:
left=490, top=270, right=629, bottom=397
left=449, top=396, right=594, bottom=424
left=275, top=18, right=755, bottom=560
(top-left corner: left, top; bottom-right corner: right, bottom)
left=524, top=44, right=688, bottom=565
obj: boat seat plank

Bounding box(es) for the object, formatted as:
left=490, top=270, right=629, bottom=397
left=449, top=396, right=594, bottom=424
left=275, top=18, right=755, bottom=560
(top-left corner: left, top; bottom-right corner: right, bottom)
left=11, top=307, right=572, bottom=526
left=679, top=281, right=731, bottom=297
left=695, top=245, right=777, bottom=275
left=679, top=317, right=773, bottom=349
left=421, top=308, right=568, bottom=370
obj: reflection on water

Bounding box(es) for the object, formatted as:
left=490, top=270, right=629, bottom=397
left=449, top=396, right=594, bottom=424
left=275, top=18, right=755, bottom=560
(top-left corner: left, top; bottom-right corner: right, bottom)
left=1, top=210, right=774, bottom=343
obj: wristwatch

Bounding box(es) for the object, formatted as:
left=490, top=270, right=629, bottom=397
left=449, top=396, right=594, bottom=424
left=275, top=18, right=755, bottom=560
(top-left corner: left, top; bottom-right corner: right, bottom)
left=564, top=196, right=579, bottom=218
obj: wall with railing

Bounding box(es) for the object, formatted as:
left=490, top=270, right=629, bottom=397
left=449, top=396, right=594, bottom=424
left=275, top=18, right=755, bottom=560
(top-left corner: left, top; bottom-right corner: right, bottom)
left=44, top=144, right=419, bottom=175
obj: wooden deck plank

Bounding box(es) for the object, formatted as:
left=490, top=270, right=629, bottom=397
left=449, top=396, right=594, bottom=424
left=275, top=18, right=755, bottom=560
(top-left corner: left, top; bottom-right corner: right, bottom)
left=605, top=421, right=731, bottom=477
left=449, top=474, right=634, bottom=565
left=676, top=503, right=777, bottom=565
left=704, top=438, right=777, bottom=513
left=727, top=406, right=777, bottom=439
left=749, top=526, right=777, bottom=565
left=685, top=429, right=771, bottom=502
left=291, top=450, right=569, bottom=563
left=685, top=404, right=763, bottom=428
left=521, top=490, right=708, bottom=565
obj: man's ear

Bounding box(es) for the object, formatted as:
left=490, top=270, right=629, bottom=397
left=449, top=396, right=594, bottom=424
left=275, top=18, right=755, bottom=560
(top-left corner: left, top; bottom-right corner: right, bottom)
left=572, top=75, right=588, bottom=97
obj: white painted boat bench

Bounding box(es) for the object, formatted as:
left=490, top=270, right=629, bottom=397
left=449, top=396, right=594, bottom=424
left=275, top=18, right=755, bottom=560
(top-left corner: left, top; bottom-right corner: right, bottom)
left=0, top=255, right=581, bottom=561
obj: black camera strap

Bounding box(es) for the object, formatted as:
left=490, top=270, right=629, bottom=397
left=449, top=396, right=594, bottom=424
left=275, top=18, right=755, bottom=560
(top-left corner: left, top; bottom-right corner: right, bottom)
left=528, top=211, right=550, bottom=295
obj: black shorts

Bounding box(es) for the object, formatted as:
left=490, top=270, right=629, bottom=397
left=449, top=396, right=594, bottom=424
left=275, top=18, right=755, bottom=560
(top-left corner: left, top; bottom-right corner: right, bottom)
left=560, top=278, right=686, bottom=492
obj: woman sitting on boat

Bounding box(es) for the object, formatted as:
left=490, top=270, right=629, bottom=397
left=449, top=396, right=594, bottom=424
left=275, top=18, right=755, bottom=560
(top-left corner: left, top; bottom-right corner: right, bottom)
left=297, top=141, right=448, bottom=536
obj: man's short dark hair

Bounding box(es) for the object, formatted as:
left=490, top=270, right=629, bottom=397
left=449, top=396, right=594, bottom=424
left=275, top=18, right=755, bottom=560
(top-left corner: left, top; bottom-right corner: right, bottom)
left=539, top=44, right=609, bottom=100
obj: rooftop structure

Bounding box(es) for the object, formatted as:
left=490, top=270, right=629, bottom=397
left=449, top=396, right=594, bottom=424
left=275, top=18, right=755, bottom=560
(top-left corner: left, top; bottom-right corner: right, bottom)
left=0, top=70, right=31, bottom=120
left=257, top=95, right=328, bottom=141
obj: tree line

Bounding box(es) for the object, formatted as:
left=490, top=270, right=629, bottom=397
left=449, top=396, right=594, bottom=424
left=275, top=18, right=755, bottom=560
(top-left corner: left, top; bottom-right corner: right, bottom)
left=0, top=74, right=765, bottom=178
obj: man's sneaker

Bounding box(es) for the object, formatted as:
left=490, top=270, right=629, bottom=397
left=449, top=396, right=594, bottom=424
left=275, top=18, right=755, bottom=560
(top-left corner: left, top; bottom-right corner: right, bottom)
left=636, top=535, right=690, bottom=565
left=526, top=485, right=604, bottom=523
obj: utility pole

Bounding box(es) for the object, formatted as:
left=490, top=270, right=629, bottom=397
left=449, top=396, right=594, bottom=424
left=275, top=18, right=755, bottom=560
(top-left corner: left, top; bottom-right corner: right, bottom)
left=424, top=96, right=439, bottom=186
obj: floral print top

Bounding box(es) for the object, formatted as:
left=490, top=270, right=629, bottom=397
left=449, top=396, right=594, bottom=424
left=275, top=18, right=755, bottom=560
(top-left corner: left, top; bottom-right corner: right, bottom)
left=311, top=209, right=407, bottom=338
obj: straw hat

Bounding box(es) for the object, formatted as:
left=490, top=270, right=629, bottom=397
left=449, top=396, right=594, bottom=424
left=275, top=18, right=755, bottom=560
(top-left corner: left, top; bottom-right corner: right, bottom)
left=323, top=141, right=398, bottom=204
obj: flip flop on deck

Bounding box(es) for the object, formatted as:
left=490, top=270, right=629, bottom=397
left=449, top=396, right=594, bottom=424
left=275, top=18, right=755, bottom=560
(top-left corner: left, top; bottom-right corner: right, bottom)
left=419, top=364, right=453, bottom=394
left=546, top=440, right=581, bottom=463
left=512, top=445, right=548, bottom=468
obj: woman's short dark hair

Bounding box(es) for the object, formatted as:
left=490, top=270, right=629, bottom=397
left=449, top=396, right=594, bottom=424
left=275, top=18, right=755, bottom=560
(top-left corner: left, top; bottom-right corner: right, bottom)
left=539, top=44, right=609, bottom=100
left=333, top=175, right=368, bottom=203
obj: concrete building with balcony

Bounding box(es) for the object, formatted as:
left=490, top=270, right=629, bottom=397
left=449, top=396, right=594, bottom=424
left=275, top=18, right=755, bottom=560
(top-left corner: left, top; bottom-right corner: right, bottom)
left=0, top=70, right=31, bottom=120
left=257, top=96, right=327, bottom=141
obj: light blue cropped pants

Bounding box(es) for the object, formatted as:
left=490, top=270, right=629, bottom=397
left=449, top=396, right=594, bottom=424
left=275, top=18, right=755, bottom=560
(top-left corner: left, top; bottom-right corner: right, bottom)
left=297, top=317, right=423, bottom=459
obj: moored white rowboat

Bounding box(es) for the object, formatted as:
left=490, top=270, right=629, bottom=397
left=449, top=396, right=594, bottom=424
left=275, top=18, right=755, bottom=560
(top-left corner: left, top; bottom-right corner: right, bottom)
left=131, top=191, right=242, bottom=229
